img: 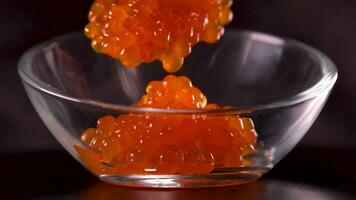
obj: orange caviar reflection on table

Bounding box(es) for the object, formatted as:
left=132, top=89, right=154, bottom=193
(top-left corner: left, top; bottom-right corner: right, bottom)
left=84, top=0, right=233, bottom=72
left=76, top=75, right=257, bottom=175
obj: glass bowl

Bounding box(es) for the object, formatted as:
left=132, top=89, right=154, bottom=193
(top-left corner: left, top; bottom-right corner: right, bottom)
left=18, top=29, right=337, bottom=188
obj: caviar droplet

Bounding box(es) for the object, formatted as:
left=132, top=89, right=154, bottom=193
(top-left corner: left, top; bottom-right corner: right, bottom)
left=85, top=0, right=233, bottom=72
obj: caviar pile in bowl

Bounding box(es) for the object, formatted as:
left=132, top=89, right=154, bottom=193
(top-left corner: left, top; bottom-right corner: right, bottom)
left=84, top=0, right=233, bottom=72
left=75, top=75, right=257, bottom=175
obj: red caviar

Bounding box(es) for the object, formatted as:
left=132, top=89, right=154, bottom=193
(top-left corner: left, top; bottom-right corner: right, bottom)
left=76, top=75, right=257, bottom=175
left=84, top=0, right=233, bottom=72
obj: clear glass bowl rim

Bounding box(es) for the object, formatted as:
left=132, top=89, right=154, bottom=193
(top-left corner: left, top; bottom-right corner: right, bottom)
left=18, top=29, right=338, bottom=114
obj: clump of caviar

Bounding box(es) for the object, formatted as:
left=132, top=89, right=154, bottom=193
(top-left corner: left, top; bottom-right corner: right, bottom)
left=76, top=75, right=257, bottom=175
left=84, top=0, right=233, bottom=72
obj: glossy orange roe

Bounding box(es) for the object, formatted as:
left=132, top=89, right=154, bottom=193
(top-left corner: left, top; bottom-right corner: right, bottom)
left=84, top=0, right=233, bottom=72
left=76, top=75, right=257, bottom=175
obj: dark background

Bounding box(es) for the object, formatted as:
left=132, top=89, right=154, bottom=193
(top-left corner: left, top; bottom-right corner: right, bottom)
left=0, top=0, right=356, bottom=198
left=1, top=0, right=355, bottom=152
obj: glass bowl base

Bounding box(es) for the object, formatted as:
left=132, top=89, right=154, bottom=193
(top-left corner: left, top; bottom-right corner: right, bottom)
left=99, top=167, right=269, bottom=188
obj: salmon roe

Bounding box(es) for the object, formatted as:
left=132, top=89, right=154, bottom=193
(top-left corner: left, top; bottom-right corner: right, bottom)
left=84, top=0, right=233, bottom=72
left=75, top=75, right=257, bottom=175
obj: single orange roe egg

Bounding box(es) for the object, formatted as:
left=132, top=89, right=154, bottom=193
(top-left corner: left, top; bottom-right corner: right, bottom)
left=84, top=0, right=233, bottom=72
left=76, top=75, right=257, bottom=175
